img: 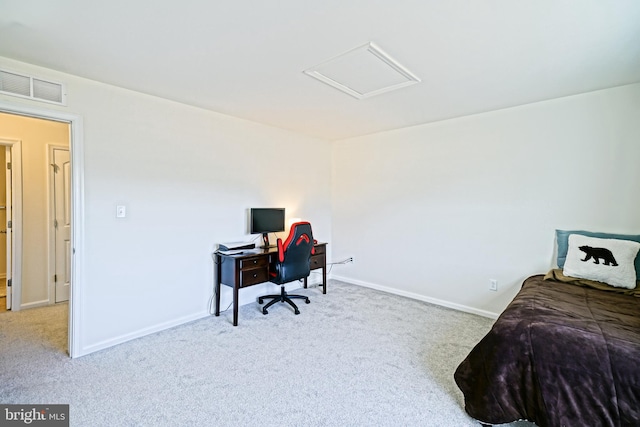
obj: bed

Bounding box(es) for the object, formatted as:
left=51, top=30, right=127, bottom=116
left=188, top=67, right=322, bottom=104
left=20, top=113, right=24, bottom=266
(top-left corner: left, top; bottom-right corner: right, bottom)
left=454, top=272, right=640, bottom=427
left=455, top=230, right=640, bottom=427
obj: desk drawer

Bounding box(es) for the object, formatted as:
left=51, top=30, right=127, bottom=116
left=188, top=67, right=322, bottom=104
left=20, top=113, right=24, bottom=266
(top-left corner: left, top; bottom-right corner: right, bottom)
left=240, top=257, right=268, bottom=270
left=313, top=244, right=326, bottom=255
left=310, top=254, right=325, bottom=270
left=240, top=268, right=269, bottom=287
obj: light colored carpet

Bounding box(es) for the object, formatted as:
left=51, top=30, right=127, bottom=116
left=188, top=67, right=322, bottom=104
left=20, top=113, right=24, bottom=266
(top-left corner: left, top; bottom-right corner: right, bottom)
left=0, top=280, right=535, bottom=427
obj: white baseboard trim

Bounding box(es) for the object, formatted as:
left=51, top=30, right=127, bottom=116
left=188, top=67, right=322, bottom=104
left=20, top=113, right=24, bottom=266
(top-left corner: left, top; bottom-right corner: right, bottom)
left=331, top=275, right=499, bottom=320
left=78, top=311, right=210, bottom=357
left=20, top=299, right=50, bottom=310
left=80, top=273, right=490, bottom=356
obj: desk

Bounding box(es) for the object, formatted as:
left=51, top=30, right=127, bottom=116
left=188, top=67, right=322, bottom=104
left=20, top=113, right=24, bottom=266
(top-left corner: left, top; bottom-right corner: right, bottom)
left=214, top=242, right=327, bottom=326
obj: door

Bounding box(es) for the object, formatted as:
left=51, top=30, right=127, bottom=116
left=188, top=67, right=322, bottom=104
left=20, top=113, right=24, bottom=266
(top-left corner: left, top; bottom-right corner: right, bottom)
left=5, top=146, right=11, bottom=310
left=53, top=148, right=71, bottom=303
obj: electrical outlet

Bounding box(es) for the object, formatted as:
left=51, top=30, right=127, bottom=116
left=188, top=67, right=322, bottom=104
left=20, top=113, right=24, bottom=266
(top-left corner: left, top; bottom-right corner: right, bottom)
left=489, top=279, right=498, bottom=291
left=348, top=256, right=354, bottom=264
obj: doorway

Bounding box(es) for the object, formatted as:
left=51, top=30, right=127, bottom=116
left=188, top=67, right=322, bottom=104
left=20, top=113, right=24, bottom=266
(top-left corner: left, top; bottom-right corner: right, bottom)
left=0, top=139, right=22, bottom=313
left=0, top=147, right=7, bottom=311
left=0, top=115, right=66, bottom=310
left=49, top=146, right=71, bottom=303
left=0, top=102, right=84, bottom=357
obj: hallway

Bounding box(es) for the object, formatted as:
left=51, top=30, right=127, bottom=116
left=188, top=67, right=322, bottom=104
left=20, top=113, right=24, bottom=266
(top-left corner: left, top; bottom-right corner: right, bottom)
left=0, top=278, right=6, bottom=312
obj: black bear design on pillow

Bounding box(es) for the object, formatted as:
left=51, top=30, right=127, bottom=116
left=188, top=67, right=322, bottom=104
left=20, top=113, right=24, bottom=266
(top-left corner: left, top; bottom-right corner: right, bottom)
left=579, top=245, right=618, bottom=266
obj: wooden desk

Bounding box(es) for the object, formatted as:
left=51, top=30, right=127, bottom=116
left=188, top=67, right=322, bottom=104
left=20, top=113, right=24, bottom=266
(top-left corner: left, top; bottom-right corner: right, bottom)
left=214, top=243, right=327, bottom=326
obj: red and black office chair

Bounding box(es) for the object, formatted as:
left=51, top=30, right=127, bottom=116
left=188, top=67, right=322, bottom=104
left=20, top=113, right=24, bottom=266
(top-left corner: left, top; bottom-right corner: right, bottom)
left=258, top=221, right=315, bottom=315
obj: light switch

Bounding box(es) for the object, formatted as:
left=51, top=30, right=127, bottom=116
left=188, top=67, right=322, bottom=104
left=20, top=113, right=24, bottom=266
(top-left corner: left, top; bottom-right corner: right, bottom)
left=116, top=205, right=126, bottom=218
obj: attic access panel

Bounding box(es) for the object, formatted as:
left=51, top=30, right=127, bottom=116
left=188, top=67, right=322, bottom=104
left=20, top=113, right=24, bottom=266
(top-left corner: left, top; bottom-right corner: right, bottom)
left=304, top=42, right=420, bottom=99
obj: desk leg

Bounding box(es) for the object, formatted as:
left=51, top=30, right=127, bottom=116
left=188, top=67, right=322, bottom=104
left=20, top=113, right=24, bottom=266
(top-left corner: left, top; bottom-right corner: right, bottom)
left=233, top=285, right=239, bottom=326
left=322, top=265, right=327, bottom=294
left=215, top=255, right=221, bottom=316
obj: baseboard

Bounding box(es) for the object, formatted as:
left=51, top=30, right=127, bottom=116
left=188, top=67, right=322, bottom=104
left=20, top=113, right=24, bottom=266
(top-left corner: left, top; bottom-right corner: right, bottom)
left=78, top=311, right=210, bottom=357
left=331, top=275, right=499, bottom=319
left=20, top=299, right=50, bottom=310
left=81, top=277, right=328, bottom=356
left=81, top=274, right=476, bottom=357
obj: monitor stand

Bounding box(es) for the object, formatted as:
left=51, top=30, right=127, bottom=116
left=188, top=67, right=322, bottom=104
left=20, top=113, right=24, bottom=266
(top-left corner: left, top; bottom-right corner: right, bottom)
left=259, top=233, right=279, bottom=249
left=261, top=233, right=271, bottom=249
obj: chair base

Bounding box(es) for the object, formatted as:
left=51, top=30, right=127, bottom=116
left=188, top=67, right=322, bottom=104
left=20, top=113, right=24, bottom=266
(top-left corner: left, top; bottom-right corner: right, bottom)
left=258, top=286, right=310, bottom=315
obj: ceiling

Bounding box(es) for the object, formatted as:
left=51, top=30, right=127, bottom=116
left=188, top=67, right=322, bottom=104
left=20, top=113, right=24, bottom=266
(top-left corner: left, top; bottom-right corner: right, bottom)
left=1, top=1, right=639, bottom=141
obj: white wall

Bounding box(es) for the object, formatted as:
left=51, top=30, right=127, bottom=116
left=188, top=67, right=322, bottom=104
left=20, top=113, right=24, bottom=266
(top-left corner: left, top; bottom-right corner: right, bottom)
left=2, top=54, right=638, bottom=353
left=331, top=83, right=640, bottom=317
left=0, top=57, right=332, bottom=355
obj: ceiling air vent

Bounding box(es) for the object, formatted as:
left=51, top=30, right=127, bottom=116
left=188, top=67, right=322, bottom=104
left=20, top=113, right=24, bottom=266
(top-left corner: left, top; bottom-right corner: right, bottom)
left=0, top=69, right=66, bottom=105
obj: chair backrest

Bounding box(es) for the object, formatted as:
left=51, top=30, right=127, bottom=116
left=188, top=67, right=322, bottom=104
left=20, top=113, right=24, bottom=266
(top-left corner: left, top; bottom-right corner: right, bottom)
left=270, top=222, right=314, bottom=284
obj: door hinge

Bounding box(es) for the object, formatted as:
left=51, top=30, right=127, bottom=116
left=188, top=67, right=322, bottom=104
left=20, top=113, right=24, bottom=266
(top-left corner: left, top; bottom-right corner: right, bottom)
left=6, top=162, right=11, bottom=170
left=7, top=279, right=11, bottom=287
left=54, top=274, right=57, bottom=283
left=54, top=219, right=58, bottom=228
left=51, top=163, right=59, bottom=173
left=7, top=220, right=11, bottom=229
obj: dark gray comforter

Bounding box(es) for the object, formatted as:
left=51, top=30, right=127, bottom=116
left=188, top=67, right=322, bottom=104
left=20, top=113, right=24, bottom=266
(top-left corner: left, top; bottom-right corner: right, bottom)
left=454, top=275, right=640, bottom=427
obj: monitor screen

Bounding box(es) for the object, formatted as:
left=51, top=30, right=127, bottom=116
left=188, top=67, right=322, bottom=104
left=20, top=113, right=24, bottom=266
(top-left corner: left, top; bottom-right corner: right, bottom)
left=250, top=208, right=285, bottom=235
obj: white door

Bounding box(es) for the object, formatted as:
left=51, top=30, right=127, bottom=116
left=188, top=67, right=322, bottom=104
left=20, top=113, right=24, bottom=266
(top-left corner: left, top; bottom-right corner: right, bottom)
left=5, top=146, right=11, bottom=310
left=53, top=148, right=71, bottom=303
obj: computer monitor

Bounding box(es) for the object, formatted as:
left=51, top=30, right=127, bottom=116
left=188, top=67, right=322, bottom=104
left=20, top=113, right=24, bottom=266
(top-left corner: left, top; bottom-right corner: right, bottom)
left=250, top=208, right=285, bottom=248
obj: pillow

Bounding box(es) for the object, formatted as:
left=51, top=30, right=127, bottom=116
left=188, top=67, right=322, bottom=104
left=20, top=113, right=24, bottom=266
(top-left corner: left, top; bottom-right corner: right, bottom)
left=562, top=234, right=640, bottom=289
left=556, top=229, right=640, bottom=280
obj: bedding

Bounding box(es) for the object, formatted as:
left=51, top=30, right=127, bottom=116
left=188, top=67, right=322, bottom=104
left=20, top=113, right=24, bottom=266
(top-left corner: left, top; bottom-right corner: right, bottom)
left=454, top=274, right=640, bottom=427
left=545, top=268, right=640, bottom=297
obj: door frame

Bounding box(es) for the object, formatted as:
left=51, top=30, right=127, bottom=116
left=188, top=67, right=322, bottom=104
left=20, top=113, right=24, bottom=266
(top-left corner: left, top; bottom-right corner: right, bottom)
left=47, top=144, right=70, bottom=304
left=0, top=139, right=22, bottom=311
left=0, top=101, right=85, bottom=358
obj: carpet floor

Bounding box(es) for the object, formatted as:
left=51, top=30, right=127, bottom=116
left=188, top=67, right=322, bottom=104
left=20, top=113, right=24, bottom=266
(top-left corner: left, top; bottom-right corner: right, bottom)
left=0, top=280, right=535, bottom=427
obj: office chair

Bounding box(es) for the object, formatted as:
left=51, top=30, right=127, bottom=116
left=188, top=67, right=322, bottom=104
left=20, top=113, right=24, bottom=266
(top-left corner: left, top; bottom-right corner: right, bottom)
left=258, top=221, right=315, bottom=315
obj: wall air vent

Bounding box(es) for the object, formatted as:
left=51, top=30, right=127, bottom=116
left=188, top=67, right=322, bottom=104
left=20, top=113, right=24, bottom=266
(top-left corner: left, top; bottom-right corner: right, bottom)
left=303, top=42, right=421, bottom=99
left=0, top=69, right=66, bottom=105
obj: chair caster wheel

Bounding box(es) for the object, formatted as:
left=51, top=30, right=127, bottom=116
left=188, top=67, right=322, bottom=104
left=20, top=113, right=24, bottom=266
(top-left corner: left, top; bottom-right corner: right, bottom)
left=258, top=298, right=263, bottom=304
left=294, top=310, right=300, bottom=315
left=305, top=299, right=310, bottom=304
left=262, top=309, right=268, bottom=315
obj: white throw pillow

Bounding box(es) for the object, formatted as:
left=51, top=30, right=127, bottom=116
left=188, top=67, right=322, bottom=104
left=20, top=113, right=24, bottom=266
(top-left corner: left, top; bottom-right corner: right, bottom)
left=563, top=234, right=640, bottom=289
